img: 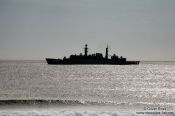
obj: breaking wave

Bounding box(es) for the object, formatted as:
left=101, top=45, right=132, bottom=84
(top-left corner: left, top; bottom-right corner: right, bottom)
left=0, top=100, right=84, bottom=105
left=0, top=100, right=174, bottom=107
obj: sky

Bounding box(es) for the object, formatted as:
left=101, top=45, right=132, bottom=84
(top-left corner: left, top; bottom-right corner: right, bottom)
left=0, top=0, right=175, bottom=61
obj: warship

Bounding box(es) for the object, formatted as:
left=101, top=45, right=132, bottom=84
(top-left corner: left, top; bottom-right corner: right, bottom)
left=46, top=44, right=139, bottom=65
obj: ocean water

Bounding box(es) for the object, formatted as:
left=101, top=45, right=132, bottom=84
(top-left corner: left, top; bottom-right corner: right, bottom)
left=0, top=61, right=174, bottom=116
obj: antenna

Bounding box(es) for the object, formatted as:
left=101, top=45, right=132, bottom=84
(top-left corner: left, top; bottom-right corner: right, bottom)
left=105, top=44, right=109, bottom=59
left=84, top=44, right=88, bottom=56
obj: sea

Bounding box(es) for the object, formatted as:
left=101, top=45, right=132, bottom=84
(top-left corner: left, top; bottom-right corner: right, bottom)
left=0, top=60, right=174, bottom=116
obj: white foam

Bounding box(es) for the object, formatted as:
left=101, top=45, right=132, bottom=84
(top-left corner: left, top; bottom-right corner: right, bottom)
left=0, top=111, right=137, bottom=116
left=0, top=110, right=175, bottom=116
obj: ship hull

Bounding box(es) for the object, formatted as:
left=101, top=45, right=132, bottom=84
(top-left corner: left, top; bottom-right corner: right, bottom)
left=46, top=58, right=139, bottom=65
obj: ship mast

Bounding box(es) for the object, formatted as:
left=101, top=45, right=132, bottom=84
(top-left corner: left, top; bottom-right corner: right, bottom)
left=105, top=45, right=108, bottom=59
left=84, top=44, right=88, bottom=56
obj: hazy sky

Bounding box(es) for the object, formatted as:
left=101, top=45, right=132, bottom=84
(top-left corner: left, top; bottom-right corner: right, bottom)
left=0, top=0, right=175, bottom=61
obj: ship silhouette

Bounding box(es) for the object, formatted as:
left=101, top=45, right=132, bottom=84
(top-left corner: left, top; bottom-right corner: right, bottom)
left=46, top=44, right=139, bottom=65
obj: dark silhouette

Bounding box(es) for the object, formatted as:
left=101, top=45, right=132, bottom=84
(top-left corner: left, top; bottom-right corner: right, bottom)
left=46, top=44, right=139, bottom=65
